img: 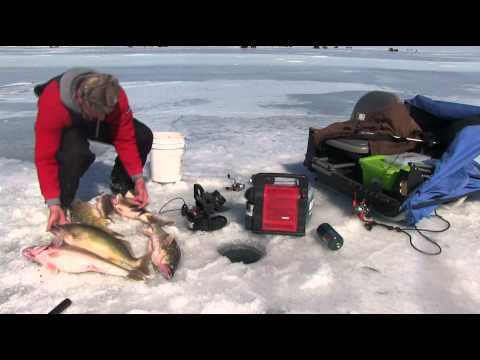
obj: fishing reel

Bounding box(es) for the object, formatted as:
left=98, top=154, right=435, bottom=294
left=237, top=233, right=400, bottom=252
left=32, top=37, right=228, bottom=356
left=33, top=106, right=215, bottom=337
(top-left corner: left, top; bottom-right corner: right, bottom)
left=181, top=184, right=227, bottom=231
left=226, top=174, right=245, bottom=192
left=352, top=191, right=373, bottom=227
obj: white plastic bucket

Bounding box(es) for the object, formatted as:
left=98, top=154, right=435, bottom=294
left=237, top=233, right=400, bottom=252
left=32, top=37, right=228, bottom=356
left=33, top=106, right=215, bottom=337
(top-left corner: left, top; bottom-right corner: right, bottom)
left=150, top=132, right=185, bottom=183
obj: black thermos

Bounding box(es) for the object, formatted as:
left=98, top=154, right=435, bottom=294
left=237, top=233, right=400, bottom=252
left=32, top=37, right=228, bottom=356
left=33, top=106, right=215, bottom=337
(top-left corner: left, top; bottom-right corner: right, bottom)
left=316, top=223, right=343, bottom=250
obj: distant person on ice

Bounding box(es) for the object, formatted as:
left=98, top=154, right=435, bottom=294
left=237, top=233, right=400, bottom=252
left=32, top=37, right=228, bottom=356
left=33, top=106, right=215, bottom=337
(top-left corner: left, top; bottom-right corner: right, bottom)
left=33, top=68, right=153, bottom=232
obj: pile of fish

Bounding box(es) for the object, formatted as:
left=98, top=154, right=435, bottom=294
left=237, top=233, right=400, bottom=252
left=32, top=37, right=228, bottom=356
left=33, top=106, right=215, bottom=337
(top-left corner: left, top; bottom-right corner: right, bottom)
left=23, top=192, right=181, bottom=282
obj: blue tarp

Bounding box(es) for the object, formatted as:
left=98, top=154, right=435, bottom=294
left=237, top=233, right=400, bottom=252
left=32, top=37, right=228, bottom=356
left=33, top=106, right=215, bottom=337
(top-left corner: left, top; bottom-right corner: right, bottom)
left=400, top=95, right=480, bottom=225
left=407, top=95, right=480, bottom=120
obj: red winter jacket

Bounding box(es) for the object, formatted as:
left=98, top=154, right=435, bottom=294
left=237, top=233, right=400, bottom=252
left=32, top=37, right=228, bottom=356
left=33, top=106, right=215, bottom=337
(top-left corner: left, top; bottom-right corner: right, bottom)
left=34, top=80, right=143, bottom=203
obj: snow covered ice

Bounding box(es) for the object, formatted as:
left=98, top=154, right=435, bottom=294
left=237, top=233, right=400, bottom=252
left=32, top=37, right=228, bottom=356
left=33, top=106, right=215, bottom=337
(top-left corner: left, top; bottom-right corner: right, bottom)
left=1, top=46, right=480, bottom=313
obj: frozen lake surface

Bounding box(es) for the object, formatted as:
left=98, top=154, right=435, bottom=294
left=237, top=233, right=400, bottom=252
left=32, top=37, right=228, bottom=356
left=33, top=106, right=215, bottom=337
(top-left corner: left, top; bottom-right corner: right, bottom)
left=1, top=46, right=480, bottom=314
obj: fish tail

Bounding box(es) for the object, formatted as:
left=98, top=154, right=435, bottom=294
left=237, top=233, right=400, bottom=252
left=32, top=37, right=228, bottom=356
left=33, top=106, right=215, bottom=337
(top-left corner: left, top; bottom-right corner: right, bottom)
left=127, top=269, right=147, bottom=281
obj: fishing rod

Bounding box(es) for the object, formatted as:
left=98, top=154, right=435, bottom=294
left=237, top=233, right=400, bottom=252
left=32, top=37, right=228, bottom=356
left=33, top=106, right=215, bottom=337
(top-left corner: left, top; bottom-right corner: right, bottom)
left=355, top=130, right=437, bottom=145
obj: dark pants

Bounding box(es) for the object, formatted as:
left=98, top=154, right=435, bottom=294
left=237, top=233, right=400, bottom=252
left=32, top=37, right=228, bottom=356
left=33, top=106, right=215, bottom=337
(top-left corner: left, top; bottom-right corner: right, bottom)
left=56, top=118, right=153, bottom=208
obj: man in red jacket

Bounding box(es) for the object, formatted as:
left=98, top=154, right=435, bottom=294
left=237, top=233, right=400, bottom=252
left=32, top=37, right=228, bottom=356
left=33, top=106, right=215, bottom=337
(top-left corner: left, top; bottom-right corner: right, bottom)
left=34, top=68, right=153, bottom=232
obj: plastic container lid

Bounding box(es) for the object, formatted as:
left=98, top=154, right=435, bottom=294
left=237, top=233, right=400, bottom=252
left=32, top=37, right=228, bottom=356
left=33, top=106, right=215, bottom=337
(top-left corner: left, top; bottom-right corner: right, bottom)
left=359, top=155, right=410, bottom=192
left=152, top=132, right=185, bottom=146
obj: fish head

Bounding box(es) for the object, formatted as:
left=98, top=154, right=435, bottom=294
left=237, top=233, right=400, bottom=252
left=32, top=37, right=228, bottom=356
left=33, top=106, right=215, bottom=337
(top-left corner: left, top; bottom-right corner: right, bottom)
left=152, top=251, right=175, bottom=280
left=22, top=246, right=47, bottom=261
left=166, top=241, right=181, bottom=269
left=50, top=224, right=81, bottom=245
left=22, top=246, right=56, bottom=263
left=50, top=224, right=67, bottom=238
left=154, top=262, right=174, bottom=280
left=112, top=194, right=143, bottom=219
left=151, top=238, right=180, bottom=280
left=50, top=223, right=79, bottom=237
left=150, top=242, right=169, bottom=275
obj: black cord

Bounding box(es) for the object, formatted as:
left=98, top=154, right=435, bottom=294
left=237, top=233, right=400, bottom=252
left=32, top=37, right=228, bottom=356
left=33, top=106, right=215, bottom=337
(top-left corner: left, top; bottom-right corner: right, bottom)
left=400, top=209, right=451, bottom=232
left=410, top=229, right=442, bottom=256
left=367, top=209, right=450, bottom=256
left=158, top=197, right=187, bottom=214
left=411, top=209, right=450, bottom=256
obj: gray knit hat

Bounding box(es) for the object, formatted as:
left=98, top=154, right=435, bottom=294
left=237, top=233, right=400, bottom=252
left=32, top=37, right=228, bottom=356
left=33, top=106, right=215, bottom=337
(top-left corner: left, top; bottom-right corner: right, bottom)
left=77, top=73, right=120, bottom=114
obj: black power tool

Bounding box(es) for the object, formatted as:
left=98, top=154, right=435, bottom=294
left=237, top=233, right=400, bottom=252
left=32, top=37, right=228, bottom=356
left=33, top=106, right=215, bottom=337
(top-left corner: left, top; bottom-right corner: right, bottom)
left=181, top=184, right=228, bottom=231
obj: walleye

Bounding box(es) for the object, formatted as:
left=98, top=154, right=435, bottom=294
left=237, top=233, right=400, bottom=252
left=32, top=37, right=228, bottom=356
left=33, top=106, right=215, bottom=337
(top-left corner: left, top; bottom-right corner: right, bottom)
left=70, top=199, right=122, bottom=238
left=51, top=223, right=151, bottom=276
left=111, top=192, right=174, bottom=226
left=110, top=192, right=180, bottom=279
left=144, top=222, right=181, bottom=280
left=22, top=245, right=147, bottom=281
